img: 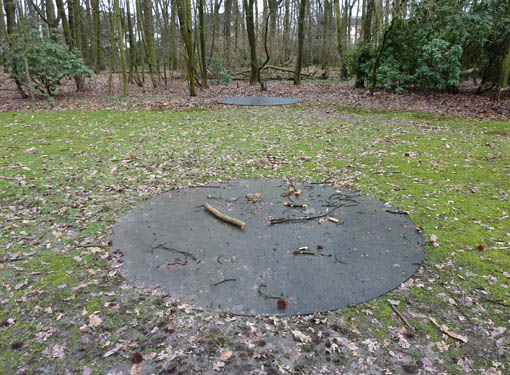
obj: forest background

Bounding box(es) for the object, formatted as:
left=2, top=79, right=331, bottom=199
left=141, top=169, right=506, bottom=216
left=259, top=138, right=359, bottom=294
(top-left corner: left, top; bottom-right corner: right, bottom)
left=0, top=0, right=509, bottom=101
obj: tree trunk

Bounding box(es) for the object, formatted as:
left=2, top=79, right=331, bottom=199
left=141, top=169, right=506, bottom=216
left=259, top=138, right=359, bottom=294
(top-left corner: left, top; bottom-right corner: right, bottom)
left=176, top=0, right=196, bottom=96
left=208, top=0, right=221, bottom=63
left=283, top=0, right=290, bottom=62
left=55, top=0, right=72, bottom=47
left=354, top=0, right=360, bottom=44
left=169, top=0, right=177, bottom=72
left=15, top=0, right=35, bottom=100
left=497, top=37, right=510, bottom=101
left=295, top=0, right=306, bottom=85
left=244, top=0, right=258, bottom=85
left=334, top=0, right=345, bottom=78
left=224, top=0, right=232, bottom=67
left=91, top=0, right=104, bottom=72
left=198, top=0, right=208, bottom=87
left=108, top=0, right=115, bottom=94
left=83, top=0, right=92, bottom=65
left=384, top=0, right=389, bottom=27
left=140, top=0, right=159, bottom=87
left=306, top=0, right=312, bottom=65
left=355, top=0, right=374, bottom=88
left=126, top=0, right=142, bottom=85
left=268, top=0, right=277, bottom=59
left=234, top=0, right=239, bottom=58
left=114, top=0, right=128, bottom=95
left=3, top=0, right=15, bottom=34
left=0, top=0, right=26, bottom=98
left=321, top=0, right=334, bottom=68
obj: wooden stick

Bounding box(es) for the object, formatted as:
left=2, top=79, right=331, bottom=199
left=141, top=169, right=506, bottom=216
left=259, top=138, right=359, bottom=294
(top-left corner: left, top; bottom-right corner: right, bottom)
left=389, top=301, right=414, bottom=330
left=203, top=202, right=246, bottom=230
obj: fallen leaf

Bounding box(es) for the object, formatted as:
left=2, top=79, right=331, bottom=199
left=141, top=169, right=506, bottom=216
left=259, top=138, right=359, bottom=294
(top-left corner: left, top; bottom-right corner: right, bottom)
left=43, top=343, right=66, bottom=358
left=80, top=325, right=89, bottom=333
left=429, top=317, right=468, bottom=343
left=89, top=313, right=103, bottom=328
left=430, top=234, right=439, bottom=247
left=213, top=361, right=225, bottom=371
left=220, top=350, right=233, bottom=361
left=103, top=347, right=120, bottom=357
left=130, top=363, right=144, bottom=375
left=292, top=329, right=312, bottom=343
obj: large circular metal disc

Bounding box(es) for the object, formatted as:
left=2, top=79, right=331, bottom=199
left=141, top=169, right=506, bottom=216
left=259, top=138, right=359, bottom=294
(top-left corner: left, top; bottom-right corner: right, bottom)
left=111, top=179, right=424, bottom=316
left=218, top=96, right=300, bottom=106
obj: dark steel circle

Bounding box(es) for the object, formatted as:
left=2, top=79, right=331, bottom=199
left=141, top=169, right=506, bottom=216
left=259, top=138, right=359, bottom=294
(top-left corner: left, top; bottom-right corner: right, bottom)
left=218, top=96, right=300, bottom=106
left=111, top=179, right=424, bottom=316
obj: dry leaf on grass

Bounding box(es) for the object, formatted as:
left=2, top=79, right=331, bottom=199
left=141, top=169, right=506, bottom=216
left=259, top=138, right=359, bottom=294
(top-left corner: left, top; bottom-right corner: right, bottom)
left=429, top=317, right=468, bottom=343
left=430, top=234, right=439, bottom=247
left=213, top=361, right=225, bottom=371
left=130, top=363, right=144, bottom=375
left=220, top=350, right=233, bottom=361
left=292, top=329, right=312, bottom=343
left=89, top=313, right=103, bottom=328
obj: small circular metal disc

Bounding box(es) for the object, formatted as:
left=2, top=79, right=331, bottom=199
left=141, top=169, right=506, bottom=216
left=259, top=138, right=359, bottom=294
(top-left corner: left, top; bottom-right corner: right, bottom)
left=111, top=179, right=424, bottom=316
left=218, top=96, right=300, bottom=106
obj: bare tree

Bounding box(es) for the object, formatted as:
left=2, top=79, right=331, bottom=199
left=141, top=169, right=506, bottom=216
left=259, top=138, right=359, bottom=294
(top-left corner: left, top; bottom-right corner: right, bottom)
left=295, top=0, right=307, bottom=85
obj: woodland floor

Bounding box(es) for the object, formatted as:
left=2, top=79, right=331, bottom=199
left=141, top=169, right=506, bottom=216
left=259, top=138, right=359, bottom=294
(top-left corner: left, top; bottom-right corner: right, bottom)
left=0, top=72, right=509, bottom=120
left=0, top=74, right=509, bottom=375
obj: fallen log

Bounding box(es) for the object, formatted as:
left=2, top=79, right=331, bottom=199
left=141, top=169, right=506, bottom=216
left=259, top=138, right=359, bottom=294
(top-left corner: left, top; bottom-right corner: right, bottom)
left=233, top=65, right=315, bottom=78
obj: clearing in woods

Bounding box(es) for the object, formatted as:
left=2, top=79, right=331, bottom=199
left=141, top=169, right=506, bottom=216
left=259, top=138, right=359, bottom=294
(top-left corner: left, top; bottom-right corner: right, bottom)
left=0, top=100, right=509, bottom=374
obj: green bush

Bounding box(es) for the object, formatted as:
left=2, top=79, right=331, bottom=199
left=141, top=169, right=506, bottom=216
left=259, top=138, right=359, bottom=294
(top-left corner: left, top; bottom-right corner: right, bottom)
left=413, top=38, right=463, bottom=91
left=4, top=31, right=93, bottom=97
left=209, top=56, right=232, bottom=85
left=354, top=0, right=510, bottom=92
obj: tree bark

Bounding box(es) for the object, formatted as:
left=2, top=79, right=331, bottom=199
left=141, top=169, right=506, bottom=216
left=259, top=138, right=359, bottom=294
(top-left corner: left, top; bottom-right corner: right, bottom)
left=139, top=0, right=159, bottom=87
left=198, top=0, right=208, bottom=87
left=355, top=0, right=375, bottom=88
left=321, top=0, right=333, bottom=68
left=294, top=0, right=306, bottom=85
left=208, top=0, right=222, bottom=63
left=107, top=0, right=115, bottom=94
left=114, top=0, right=128, bottom=95
left=244, top=0, right=258, bottom=85
left=3, top=0, right=15, bottom=35
left=224, top=0, right=232, bottom=67
left=268, top=0, right=277, bottom=58
left=126, top=0, right=142, bottom=85
left=55, top=0, right=72, bottom=47
left=0, top=0, right=28, bottom=99
left=176, top=0, right=196, bottom=96
left=91, top=0, right=104, bottom=72
left=497, top=37, right=510, bottom=101
left=15, top=0, right=35, bottom=100
left=334, top=0, right=345, bottom=79
left=283, top=0, right=290, bottom=62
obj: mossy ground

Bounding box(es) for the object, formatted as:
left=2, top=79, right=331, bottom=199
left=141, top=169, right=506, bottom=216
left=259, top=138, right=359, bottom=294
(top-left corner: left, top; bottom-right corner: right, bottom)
left=0, top=106, right=509, bottom=374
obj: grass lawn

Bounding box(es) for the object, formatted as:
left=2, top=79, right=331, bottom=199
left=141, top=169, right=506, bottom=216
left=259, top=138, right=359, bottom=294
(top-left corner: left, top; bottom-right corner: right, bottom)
left=0, top=106, right=509, bottom=374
